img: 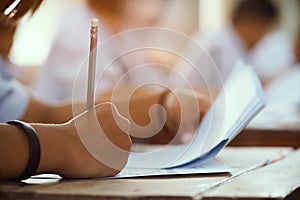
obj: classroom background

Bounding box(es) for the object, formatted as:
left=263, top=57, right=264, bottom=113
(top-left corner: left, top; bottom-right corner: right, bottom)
left=8, top=0, right=299, bottom=81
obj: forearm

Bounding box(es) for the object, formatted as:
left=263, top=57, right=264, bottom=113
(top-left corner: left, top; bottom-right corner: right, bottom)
left=117, top=87, right=211, bottom=144
left=20, top=85, right=208, bottom=145
left=0, top=124, right=28, bottom=179
left=0, top=123, right=65, bottom=180
left=105, top=86, right=173, bottom=143
left=21, top=96, right=74, bottom=124
left=113, top=87, right=164, bottom=127
left=21, top=85, right=166, bottom=130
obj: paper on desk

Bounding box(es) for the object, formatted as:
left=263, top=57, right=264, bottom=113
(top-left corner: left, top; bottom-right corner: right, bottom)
left=116, top=160, right=232, bottom=178
left=122, top=62, right=266, bottom=175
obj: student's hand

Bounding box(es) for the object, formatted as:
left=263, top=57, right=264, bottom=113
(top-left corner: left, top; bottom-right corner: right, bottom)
left=163, top=88, right=211, bottom=143
left=58, top=103, right=131, bottom=178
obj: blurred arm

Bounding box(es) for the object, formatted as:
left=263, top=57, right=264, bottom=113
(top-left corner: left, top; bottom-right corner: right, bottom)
left=21, top=85, right=210, bottom=143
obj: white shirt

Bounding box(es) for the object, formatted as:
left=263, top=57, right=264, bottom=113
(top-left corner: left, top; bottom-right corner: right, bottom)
left=0, top=58, right=29, bottom=122
left=34, top=3, right=163, bottom=104
left=249, top=65, right=300, bottom=128
left=169, top=26, right=295, bottom=89
left=265, top=65, right=300, bottom=108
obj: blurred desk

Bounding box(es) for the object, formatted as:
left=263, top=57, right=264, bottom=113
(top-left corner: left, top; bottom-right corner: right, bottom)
left=230, top=127, right=300, bottom=148
left=0, top=147, right=299, bottom=200
left=229, top=110, right=300, bottom=148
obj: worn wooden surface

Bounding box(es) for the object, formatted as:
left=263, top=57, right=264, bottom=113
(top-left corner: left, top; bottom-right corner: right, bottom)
left=0, top=147, right=299, bottom=200
left=203, top=149, right=300, bottom=200
left=229, top=128, right=300, bottom=148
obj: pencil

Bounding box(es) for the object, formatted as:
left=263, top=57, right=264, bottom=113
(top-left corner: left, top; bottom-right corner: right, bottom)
left=86, top=18, right=99, bottom=110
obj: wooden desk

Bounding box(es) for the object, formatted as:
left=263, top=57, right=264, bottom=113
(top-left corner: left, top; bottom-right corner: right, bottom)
left=230, top=128, right=300, bottom=148
left=1, top=147, right=299, bottom=200
left=229, top=113, right=300, bottom=148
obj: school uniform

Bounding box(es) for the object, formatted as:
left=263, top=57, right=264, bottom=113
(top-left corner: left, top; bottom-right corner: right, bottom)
left=34, top=3, right=163, bottom=104
left=169, top=26, right=295, bottom=89
left=0, top=57, right=28, bottom=122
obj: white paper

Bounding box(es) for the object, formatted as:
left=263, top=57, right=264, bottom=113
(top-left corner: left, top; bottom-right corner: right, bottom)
left=116, top=160, right=232, bottom=178
left=123, top=62, right=266, bottom=176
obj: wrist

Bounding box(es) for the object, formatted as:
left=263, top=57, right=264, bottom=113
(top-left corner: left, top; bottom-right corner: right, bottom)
left=32, top=123, right=68, bottom=176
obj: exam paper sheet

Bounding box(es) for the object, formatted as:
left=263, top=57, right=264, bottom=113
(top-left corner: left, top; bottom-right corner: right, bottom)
left=125, top=62, right=266, bottom=172
left=116, top=160, right=232, bottom=178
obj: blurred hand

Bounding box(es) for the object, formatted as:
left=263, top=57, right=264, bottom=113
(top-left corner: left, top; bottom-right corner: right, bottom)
left=163, top=88, right=211, bottom=143
left=59, top=103, right=131, bottom=178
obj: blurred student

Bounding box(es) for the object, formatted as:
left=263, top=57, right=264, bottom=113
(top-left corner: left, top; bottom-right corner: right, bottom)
left=171, top=0, right=294, bottom=89
left=34, top=0, right=170, bottom=103
left=1, top=0, right=209, bottom=135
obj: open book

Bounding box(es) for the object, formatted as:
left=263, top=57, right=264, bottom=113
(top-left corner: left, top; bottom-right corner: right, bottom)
left=117, top=62, right=266, bottom=178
